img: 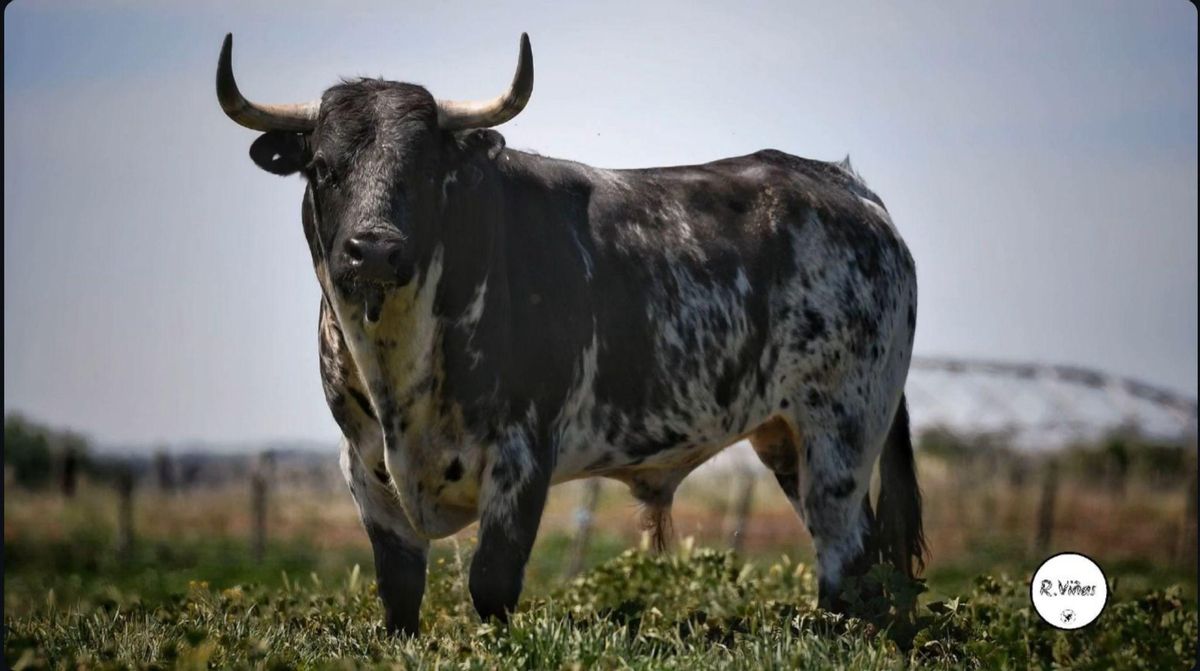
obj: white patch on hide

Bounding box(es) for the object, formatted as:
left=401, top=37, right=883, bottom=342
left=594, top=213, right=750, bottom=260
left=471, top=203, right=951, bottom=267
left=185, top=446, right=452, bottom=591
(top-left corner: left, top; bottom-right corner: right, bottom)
left=569, top=226, right=594, bottom=280
left=457, top=279, right=489, bottom=369
left=479, top=404, right=539, bottom=529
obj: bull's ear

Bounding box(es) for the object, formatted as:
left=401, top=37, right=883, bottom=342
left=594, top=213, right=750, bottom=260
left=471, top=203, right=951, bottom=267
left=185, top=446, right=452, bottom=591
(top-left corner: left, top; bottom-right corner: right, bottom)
left=249, top=131, right=309, bottom=176
left=457, top=129, right=506, bottom=161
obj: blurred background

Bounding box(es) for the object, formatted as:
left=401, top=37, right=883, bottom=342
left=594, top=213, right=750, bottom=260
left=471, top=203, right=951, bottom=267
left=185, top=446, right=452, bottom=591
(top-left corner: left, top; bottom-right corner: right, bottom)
left=4, top=1, right=1196, bottom=612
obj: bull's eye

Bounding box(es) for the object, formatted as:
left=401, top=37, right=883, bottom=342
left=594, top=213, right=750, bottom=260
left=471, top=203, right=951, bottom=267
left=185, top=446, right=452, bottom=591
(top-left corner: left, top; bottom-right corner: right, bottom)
left=310, top=155, right=334, bottom=187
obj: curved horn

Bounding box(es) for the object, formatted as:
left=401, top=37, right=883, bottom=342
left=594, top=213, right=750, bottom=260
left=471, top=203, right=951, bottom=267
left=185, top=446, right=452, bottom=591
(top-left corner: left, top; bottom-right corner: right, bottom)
left=216, top=33, right=320, bottom=132
left=436, top=33, right=533, bottom=131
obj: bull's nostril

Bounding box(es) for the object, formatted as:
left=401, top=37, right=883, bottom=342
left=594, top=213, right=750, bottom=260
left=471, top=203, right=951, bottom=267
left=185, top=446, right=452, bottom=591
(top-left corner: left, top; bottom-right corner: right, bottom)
left=343, top=235, right=405, bottom=283
left=345, top=239, right=364, bottom=262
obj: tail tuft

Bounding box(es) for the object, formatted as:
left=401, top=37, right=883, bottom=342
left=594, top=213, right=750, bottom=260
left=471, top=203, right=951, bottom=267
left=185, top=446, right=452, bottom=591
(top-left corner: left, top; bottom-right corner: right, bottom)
left=875, top=395, right=927, bottom=577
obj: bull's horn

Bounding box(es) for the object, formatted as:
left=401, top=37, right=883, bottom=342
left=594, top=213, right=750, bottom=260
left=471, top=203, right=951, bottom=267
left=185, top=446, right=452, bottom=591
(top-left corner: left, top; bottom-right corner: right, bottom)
left=436, top=33, right=533, bottom=131
left=216, top=33, right=320, bottom=132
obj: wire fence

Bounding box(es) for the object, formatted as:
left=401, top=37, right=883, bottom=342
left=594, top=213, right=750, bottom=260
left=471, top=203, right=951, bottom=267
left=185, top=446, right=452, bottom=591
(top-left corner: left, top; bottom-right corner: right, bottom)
left=45, top=356, right=1197, bottom=575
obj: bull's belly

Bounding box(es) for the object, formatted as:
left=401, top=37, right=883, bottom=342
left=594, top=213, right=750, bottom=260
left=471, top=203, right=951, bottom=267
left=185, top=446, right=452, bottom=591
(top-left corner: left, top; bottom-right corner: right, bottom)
left=549, top=309, right=914, bottom=485
left=550, top=384, right=779, bottom=484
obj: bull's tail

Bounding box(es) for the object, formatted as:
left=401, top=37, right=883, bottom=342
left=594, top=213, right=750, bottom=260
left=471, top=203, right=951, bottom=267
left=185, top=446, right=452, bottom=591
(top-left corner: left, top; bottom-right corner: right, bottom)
left=875, top=395, right=927, bottom=578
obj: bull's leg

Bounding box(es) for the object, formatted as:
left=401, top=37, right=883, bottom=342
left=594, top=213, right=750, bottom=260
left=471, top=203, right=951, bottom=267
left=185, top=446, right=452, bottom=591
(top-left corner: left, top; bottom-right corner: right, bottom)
left=340, top=439, right=429, bottom=636
left=469, top=430, right=550, bottom=623
left=750, top=409, right=884, bottom=612
left=750, top=416, right=866, bottom=601
left=801, top=420, right=883, bottom=612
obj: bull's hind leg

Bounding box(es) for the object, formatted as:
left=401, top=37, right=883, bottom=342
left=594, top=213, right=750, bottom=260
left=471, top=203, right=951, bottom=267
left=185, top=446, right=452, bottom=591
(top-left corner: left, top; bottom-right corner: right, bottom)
left=750, top=416, right=866, bottom=586
left=750, top=408, right=884, bottom=612
left=799, top=404, right=888, bottom=612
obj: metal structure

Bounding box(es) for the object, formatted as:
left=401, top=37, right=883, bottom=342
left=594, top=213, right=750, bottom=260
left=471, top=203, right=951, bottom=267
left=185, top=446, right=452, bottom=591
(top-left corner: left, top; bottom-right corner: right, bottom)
left=906, top=356, right=1197, bottom=451
left=691, top=356, right=1197, bottom=473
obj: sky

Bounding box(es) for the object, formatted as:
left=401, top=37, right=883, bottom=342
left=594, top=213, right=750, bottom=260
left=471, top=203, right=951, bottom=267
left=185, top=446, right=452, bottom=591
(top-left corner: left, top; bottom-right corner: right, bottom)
left=4, top=1, right=1197, bottom=448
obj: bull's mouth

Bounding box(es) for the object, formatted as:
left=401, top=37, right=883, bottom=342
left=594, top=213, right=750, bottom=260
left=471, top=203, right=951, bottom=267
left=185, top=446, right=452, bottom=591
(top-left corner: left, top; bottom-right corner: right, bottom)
left=363, top=284, right=386, bottom=324
left=336, top=279, right=389, bottom=325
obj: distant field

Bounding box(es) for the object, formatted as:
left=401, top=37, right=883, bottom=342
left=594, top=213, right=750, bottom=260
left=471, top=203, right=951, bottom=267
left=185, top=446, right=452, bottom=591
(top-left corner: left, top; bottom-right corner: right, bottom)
left=4, top=449, right=1198, bottom=669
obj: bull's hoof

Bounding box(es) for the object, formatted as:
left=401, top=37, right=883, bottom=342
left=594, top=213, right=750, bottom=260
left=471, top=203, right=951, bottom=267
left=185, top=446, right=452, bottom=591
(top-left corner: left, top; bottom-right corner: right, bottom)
left=383, top=613, right=421, bottom=638
left=817, top=584, right=851, bottom=615
left=469, top=574, right=521, bottom=624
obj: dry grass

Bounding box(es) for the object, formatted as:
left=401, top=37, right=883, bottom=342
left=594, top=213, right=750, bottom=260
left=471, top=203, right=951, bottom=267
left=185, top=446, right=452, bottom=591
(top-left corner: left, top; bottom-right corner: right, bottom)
left=5, top=452, right=1195, bottom=590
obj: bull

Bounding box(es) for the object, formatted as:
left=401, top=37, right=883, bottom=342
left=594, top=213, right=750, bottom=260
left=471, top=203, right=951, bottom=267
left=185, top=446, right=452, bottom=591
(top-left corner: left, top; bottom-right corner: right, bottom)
left=216, top=33, right=925, bottom=635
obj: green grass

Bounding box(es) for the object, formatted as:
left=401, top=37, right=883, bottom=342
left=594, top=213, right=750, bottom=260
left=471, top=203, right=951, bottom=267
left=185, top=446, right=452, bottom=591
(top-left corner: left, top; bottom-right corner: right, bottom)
left=4, top=533, right=1197, bottom=670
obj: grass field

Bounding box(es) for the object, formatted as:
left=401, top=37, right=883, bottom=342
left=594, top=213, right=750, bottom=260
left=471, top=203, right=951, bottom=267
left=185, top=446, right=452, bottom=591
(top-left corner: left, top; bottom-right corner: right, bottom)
left=5, top=450, right=1198, bottom=669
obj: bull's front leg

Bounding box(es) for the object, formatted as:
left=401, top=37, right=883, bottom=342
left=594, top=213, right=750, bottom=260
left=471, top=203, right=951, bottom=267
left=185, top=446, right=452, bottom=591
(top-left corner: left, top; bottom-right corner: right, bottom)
left=469, top=427, right=551, bottom=622
left=340, top=439, right=430, bottom=636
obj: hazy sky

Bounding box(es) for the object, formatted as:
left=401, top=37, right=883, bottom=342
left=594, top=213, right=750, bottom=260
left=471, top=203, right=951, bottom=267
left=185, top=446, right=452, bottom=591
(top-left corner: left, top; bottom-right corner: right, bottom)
left=5, top=1, right=1196, bottom=447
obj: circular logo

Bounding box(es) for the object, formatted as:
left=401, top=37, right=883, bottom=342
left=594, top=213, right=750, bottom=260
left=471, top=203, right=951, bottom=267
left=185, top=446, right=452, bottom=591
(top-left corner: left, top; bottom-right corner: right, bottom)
left=1030, top=552, right=1108, bottom=629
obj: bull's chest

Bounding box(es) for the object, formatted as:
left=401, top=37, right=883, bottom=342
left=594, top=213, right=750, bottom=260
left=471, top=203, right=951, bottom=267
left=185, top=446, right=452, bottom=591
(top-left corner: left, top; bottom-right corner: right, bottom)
left=369, top=369, right=491, bottom=537
left=392, top=417, right=486, bottom=507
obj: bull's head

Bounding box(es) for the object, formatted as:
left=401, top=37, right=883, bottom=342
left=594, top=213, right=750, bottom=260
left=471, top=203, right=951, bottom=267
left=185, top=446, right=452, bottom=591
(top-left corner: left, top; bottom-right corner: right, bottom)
left=216, top=34, right=532, bottom=321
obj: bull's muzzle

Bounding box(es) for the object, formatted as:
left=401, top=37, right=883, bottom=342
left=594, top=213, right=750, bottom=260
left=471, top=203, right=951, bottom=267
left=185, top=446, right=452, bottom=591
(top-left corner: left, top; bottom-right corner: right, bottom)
left=343, top=233, right=413, bottom=287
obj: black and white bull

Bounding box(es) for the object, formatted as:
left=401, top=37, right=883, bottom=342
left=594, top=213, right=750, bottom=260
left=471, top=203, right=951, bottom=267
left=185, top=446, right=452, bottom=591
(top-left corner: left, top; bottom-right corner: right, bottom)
left=217, top=33, right=925, bottom=635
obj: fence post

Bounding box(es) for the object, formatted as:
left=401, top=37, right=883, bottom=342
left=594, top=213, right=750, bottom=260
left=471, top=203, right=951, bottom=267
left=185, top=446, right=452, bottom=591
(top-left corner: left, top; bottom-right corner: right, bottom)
left=565, top=478, right=602, bottom=578
left=116, top=468, right=135, bottom=560
left=59, top=445, right=78, bottom=498
left=1034, top=458, right=1059, bottom=555
left=1177, top=444, right=1197, bottom=567
left=980, top=451, right=997, bottom=529
left=155, top=449, right=176, bottom=494
left=728, top=468, right=757, bottom=555
left=250, top=460, right=268, bottom=563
